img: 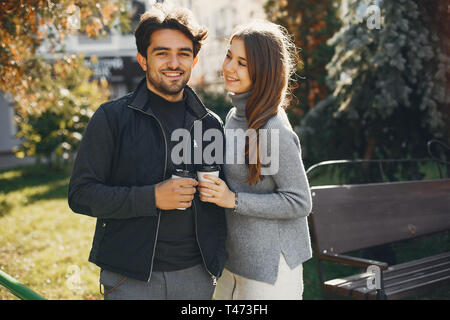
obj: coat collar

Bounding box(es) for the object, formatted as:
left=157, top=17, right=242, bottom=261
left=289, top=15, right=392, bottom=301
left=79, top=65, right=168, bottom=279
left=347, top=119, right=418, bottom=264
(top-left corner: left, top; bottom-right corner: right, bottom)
left=128, top=77, right=208, bottom=120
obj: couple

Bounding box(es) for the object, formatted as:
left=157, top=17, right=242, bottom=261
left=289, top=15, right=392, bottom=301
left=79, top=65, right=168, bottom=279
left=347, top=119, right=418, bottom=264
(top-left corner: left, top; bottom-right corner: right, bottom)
left=68, top=4, right=312, bottom=300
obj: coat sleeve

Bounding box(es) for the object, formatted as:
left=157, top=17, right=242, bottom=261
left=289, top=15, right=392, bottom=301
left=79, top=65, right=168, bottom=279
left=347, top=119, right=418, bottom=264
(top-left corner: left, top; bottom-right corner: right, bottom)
left=233, top=125, right=312, bottom=220
left=68, top=106, right=158, bottom=219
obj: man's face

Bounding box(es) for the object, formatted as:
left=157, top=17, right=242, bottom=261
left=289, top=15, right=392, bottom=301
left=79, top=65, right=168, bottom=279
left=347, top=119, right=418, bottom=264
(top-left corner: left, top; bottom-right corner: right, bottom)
left=144, top=29, right=194, bottom=102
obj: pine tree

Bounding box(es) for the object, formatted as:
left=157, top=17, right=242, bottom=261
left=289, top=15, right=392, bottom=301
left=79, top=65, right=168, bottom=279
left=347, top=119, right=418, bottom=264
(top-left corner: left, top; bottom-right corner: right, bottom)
left=300, top=0, right=449, bottom=167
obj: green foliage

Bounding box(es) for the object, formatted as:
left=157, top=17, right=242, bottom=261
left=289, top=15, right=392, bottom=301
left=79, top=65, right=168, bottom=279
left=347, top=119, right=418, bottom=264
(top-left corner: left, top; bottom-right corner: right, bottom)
left=14, top=55, right=110, bottom=167
left=0, top=0, right=131, bottom=168
left=301, top=0, right=449, bottom=166
left=194, top=88, right=231, bottom=123
left=0, top=0, right=130, bottom=96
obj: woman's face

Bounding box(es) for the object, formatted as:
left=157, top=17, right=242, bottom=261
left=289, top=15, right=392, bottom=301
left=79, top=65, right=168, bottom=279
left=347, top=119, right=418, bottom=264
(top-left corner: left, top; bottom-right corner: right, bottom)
left=222, top=38, right=253, bottom=94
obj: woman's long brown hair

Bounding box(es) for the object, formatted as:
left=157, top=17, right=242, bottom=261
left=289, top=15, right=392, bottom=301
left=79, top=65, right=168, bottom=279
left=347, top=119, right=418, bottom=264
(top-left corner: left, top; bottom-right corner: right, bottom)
left=230, top=21, right=299, bottom=185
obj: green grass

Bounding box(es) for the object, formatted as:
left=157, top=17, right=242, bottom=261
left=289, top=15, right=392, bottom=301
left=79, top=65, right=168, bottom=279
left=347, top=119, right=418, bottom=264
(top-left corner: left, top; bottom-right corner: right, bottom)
left=0, top=164, right=100, bottom=300
left=0, top=163, right=448, bottom=300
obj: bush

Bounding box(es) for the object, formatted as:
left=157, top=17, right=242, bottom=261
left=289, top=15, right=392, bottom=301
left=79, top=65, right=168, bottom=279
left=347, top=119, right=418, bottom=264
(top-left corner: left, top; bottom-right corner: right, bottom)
left=194, top=88, right=231, bottom=123
left=14, top=55, right=110, bottom=168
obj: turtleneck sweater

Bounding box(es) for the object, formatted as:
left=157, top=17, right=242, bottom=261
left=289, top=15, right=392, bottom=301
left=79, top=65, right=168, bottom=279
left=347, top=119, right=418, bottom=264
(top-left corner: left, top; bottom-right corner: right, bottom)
left=146, top=88, right=203, bottom=272
left=230, top=91, right=250, bottom=119
left=222, top=91, right=313, bottom=284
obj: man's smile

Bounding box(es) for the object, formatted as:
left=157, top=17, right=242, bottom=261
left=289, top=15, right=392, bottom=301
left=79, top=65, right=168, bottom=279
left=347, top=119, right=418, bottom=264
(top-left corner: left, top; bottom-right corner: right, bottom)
left=162, top=70, right=184, bottom=80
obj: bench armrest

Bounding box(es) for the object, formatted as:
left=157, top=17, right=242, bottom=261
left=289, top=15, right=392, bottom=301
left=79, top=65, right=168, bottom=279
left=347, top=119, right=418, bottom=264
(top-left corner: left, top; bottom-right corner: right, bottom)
left=320, top=252, right=389, bottom=270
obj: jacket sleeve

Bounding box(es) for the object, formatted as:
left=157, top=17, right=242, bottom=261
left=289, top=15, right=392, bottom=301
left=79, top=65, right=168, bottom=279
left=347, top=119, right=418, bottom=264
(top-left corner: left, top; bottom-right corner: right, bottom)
left=68, top=106, right=158, bottom=219
left=233, top=125, right=312, bottom=220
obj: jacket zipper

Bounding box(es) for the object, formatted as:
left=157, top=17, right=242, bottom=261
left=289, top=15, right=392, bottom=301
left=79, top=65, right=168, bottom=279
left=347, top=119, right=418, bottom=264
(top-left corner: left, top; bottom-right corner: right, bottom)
left=129, top=105, right=216, bottom=286
left=185, top=114, right=208, bottom=171
left=192, top=200, right=217, bottom=286
left=127, top=105, right=167, bottom=283
left=189, top=114, right=218, bottom=286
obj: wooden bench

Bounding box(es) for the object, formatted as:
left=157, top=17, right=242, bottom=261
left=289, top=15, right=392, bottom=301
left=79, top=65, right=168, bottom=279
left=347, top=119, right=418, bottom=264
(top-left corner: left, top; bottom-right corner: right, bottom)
left=309, top=178, right=450, bottom=299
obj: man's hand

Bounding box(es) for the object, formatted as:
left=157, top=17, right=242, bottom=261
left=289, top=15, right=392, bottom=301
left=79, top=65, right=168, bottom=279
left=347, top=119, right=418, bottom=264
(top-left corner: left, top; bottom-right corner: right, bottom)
left=155, top=178, right=198, bottom=210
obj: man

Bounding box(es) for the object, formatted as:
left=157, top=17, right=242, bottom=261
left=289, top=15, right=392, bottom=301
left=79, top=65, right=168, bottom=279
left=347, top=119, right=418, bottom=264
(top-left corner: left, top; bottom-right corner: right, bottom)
left=68, top=4, right=227, bottom=300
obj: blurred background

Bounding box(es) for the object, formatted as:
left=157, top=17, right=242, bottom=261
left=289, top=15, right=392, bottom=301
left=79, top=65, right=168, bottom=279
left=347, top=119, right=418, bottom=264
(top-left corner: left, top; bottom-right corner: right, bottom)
left=0, top=0, right=448, bottom=299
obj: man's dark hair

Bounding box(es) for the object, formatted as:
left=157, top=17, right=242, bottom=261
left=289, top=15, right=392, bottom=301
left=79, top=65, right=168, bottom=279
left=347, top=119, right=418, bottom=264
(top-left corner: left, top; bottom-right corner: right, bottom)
left=135, top=4, right=208, bottom=58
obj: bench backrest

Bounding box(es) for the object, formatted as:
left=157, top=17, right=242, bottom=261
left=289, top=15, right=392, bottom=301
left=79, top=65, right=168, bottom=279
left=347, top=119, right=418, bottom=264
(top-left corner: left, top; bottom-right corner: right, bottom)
left=310, top=179, right=450, bottom=255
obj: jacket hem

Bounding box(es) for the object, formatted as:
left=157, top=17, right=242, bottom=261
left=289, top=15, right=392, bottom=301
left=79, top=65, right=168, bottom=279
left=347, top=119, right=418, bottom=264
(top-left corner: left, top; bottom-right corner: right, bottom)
left=89, top=257, right=150, bottom=282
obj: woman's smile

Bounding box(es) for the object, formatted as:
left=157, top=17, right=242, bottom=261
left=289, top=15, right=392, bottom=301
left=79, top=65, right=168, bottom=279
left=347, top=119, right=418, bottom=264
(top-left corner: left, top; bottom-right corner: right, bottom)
left=222, top=38, right=253, bottom=94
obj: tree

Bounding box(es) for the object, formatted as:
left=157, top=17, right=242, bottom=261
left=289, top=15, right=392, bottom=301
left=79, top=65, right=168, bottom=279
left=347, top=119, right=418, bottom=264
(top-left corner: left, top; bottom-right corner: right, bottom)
left=0, top=1, right=129, bottom=104
left=0, top=0, right=130, bottom=165
left=264, top=0, right=342, bottom=126
left=300, top=0, right=449, bottom=167
left=14, top=55, right=110, bottom=166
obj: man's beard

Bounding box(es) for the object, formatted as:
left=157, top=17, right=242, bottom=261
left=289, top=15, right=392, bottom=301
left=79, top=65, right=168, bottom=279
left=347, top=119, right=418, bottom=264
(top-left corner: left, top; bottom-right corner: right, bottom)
left=146, top=68, right=189, bottom=97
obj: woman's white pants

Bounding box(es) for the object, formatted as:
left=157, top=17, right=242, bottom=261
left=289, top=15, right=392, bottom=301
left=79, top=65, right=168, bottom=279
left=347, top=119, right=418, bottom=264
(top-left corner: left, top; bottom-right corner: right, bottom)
left=213, top=254, right=303, bottom=300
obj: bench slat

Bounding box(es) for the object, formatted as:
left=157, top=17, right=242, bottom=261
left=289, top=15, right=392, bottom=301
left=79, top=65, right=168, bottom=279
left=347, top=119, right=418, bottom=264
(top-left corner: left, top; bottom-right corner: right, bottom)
left=383, top=251, right=450, bottom=275
left=355, top=267, right=450, bottom=299
left=311, top=179, right=450, bottom=254
left=384, top=260, right=450, bottom=283
left=323, top=252, right=450, bottom=299
left=385, top=275, right=450, bottom=300
left=323, top=272, right=372, bottom=297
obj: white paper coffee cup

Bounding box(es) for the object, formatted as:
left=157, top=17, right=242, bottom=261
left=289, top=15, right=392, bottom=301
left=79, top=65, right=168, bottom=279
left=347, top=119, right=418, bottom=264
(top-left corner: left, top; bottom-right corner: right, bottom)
left=172, top=169, right=196, bottom=210
left=196, top=170, right=219, bottom=182
left=197, top=166, right=220, bottom=200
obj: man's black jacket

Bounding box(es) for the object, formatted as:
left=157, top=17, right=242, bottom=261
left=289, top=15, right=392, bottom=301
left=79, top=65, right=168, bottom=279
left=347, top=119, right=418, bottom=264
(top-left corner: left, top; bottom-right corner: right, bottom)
left=68, top=78, right=228, bottom=282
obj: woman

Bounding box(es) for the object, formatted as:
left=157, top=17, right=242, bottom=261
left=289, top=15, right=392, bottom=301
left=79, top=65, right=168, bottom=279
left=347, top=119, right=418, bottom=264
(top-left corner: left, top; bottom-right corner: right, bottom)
left=197, top=20, right=313, bottom=300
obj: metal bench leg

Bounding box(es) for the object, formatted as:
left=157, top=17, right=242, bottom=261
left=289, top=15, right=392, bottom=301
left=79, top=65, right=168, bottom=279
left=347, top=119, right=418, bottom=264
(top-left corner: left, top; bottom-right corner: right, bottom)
left=376, top=271, right=387, bottom=300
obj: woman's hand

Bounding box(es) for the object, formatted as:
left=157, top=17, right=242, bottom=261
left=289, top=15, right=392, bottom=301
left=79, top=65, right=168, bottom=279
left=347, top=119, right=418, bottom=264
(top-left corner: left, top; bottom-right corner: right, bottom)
left=197, top=175, right=236, bottom=209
